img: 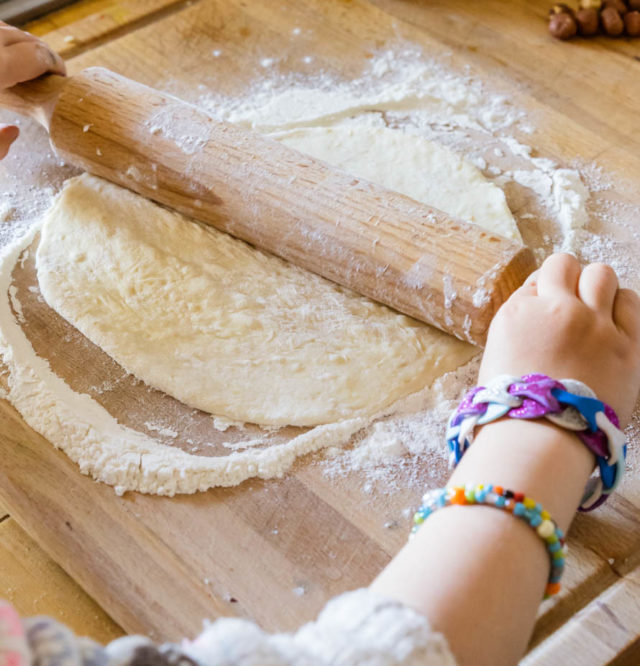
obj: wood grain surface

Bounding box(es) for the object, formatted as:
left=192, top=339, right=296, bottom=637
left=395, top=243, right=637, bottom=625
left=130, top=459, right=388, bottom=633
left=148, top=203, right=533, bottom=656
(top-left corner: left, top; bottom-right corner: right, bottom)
left=0, top=517, right=123, bottom=643
left=1, top=1, right=640, bottom=663
left=24, top=0, right=194, bottom=59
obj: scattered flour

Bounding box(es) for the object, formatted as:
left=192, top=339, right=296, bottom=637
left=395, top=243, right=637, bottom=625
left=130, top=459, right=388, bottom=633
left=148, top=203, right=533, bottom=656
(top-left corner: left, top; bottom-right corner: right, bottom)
left=144, top=421, right=179, bottom=439
left=143, top=103, right=210, bottom=155
left=212, top=416, right=245, bottom=432
left=196, top=48, right=524, bottom=134
left=8, top=285, right=25, bottom=324
left=552, top=169, right=590, bottom=245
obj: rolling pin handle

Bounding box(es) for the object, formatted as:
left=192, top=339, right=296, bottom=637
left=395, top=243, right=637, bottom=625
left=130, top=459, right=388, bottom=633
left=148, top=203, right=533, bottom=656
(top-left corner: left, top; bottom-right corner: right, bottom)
left=0, top=74, right=67, bottom=131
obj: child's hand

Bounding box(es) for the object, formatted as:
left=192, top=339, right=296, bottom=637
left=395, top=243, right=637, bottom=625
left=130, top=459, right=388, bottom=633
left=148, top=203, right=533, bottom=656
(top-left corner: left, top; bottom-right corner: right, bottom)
left=374, top=254, right=640, bottom=666
left=480, top=253, right=640, bottom=425
left=0, top=21, right=66, bottom=159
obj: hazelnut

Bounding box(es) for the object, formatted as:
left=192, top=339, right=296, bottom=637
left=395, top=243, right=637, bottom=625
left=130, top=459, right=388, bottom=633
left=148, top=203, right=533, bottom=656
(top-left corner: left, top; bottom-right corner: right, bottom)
left=579, top=0, right=602, bottom=8
left=576, top=7, right=600, bottom=33
left=625, top=10, right=640, bottom=34
left=628, top=0, right=640, bottom=11
left=549, top=11, right=578, bottom=38
left=601, top=6, right=625, bottom=34
left=550, top=2, right=576, bottom=16
left=603, top=0, right=628, bottom=15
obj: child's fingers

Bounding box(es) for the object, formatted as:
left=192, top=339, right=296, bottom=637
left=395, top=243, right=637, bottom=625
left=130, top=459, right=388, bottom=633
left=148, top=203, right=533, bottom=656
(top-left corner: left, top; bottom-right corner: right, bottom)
left=0, top=125, right=19, bottom=160
left=0, top=41, right=65, bottom=88
left=536, top=253, right=581, bottom=298
left=44, top=47, right=67, bottom=76
left=47, top=49, right=67, bottom=76
left=613, top=288, right=640, bottom=339
left=0, top=23, right=41, bottom=47
left=578, top=263, right=618, bottom=313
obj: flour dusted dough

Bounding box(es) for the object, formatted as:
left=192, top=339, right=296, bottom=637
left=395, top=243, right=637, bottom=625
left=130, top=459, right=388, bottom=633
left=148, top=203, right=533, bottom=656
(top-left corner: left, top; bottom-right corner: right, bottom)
left=36, top=128, right=518, bottom=427
left=36, top=175, right=470, bottom=427
left=277, top=126, right=520, bottom=242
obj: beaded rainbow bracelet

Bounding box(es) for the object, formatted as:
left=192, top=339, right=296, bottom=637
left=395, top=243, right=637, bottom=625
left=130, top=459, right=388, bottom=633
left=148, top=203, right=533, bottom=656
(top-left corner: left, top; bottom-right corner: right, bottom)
left=412, top=483, right=567, bottom=598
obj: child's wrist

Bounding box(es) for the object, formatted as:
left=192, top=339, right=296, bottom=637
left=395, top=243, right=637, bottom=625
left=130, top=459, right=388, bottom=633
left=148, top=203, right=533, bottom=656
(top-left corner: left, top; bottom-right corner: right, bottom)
left=448, top=418, right=594, bottom=531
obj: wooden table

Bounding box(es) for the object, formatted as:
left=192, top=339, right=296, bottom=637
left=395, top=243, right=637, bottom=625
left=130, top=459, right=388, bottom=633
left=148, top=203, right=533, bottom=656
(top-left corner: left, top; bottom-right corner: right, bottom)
left=1, top=1, right=640, bottom=663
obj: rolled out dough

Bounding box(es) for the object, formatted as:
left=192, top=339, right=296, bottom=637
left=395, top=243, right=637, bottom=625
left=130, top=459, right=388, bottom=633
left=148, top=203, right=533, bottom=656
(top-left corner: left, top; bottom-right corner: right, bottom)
left=277, top=126, right=520, bottom=242
left=35, top=128, right=519, bottom=427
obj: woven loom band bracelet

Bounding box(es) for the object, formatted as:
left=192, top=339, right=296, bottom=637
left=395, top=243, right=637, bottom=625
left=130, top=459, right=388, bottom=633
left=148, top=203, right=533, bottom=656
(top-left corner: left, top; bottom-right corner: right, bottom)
left=577, top=418, right=627, bottom=511
left=446, top=379, right=624, bottom=466
left=580, top=453, right=627, bottom=511
left=551, top=388, right=626, bottom=467
left=446, top=375, right=623, bottom=457
left=411, top=484, right=567, bottom=598
left=445, top=374, right=626, bottom=511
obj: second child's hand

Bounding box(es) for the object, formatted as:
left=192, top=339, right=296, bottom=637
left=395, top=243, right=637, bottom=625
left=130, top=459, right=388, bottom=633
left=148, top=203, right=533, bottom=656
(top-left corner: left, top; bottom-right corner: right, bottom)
left=0, top=21, right=66, bottom=159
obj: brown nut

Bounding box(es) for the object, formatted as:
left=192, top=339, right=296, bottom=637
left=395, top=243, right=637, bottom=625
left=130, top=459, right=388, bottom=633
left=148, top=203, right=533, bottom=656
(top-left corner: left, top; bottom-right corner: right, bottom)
left=603, top=0, right=628, bottom=15
left=601, top=6, right=625, bottom=34
left=576, top=7, right=600, bottom=33
left=549, top=11, right=578, bottom=38
left=625, top=10, right=640, bottom=34
left=550, top=2, right=576, bottom=16
left=579, top=0, right=602, bottom=8
left=629, top=0, right=640, bottom=11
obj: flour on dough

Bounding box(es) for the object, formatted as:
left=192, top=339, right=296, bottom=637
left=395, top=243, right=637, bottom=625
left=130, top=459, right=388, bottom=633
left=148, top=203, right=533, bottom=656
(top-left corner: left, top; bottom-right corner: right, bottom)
left=36, top=175, right=474, bottom=427
left=35, top=125, right=518, bottom=428
left=276, top=126, right=520, bottom=242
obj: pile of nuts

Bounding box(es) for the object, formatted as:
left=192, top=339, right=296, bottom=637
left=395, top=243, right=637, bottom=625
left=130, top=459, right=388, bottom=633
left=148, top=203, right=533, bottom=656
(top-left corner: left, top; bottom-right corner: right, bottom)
left=549, top=0, right=640, bottom=39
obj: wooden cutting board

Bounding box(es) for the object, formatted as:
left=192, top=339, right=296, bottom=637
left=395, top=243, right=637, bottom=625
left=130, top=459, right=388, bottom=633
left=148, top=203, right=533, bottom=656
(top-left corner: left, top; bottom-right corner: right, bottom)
left=2, top=1, right=640, bottom=662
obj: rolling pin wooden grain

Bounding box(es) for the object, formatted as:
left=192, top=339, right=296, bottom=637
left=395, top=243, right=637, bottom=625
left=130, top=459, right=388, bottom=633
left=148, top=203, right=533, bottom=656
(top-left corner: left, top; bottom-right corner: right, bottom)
left=1, top=67, right=536, bottom=345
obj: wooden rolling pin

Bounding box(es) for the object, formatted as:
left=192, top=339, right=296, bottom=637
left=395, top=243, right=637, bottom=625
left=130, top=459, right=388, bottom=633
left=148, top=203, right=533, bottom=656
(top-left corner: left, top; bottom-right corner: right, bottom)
left=1, top=67, right=536, bottom=345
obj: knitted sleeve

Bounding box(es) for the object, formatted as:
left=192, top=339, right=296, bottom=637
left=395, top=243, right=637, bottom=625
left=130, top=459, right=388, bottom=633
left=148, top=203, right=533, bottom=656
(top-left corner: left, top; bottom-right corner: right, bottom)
left=1, top=589, right=457, bottom=666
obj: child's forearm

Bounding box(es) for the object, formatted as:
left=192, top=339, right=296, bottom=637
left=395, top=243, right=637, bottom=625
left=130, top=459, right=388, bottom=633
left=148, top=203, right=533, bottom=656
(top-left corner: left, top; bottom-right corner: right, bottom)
left=450, top=418, right=594, bottom=530
left=371, top=419, right=594, bottom=666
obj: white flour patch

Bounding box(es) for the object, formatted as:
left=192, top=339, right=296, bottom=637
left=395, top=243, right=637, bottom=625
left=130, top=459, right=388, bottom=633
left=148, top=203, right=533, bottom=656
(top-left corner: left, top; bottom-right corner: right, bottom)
left=320, top=357, right=481, bottom=492
left=144, top=102, right=211, bottom=155
left=212, top=415, right=246, bottom=432
left=8, top=285, right=25, bottom=323
left=144, top=421, right=179, bottom=439
left=197, top=48, right=525, bottom=134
